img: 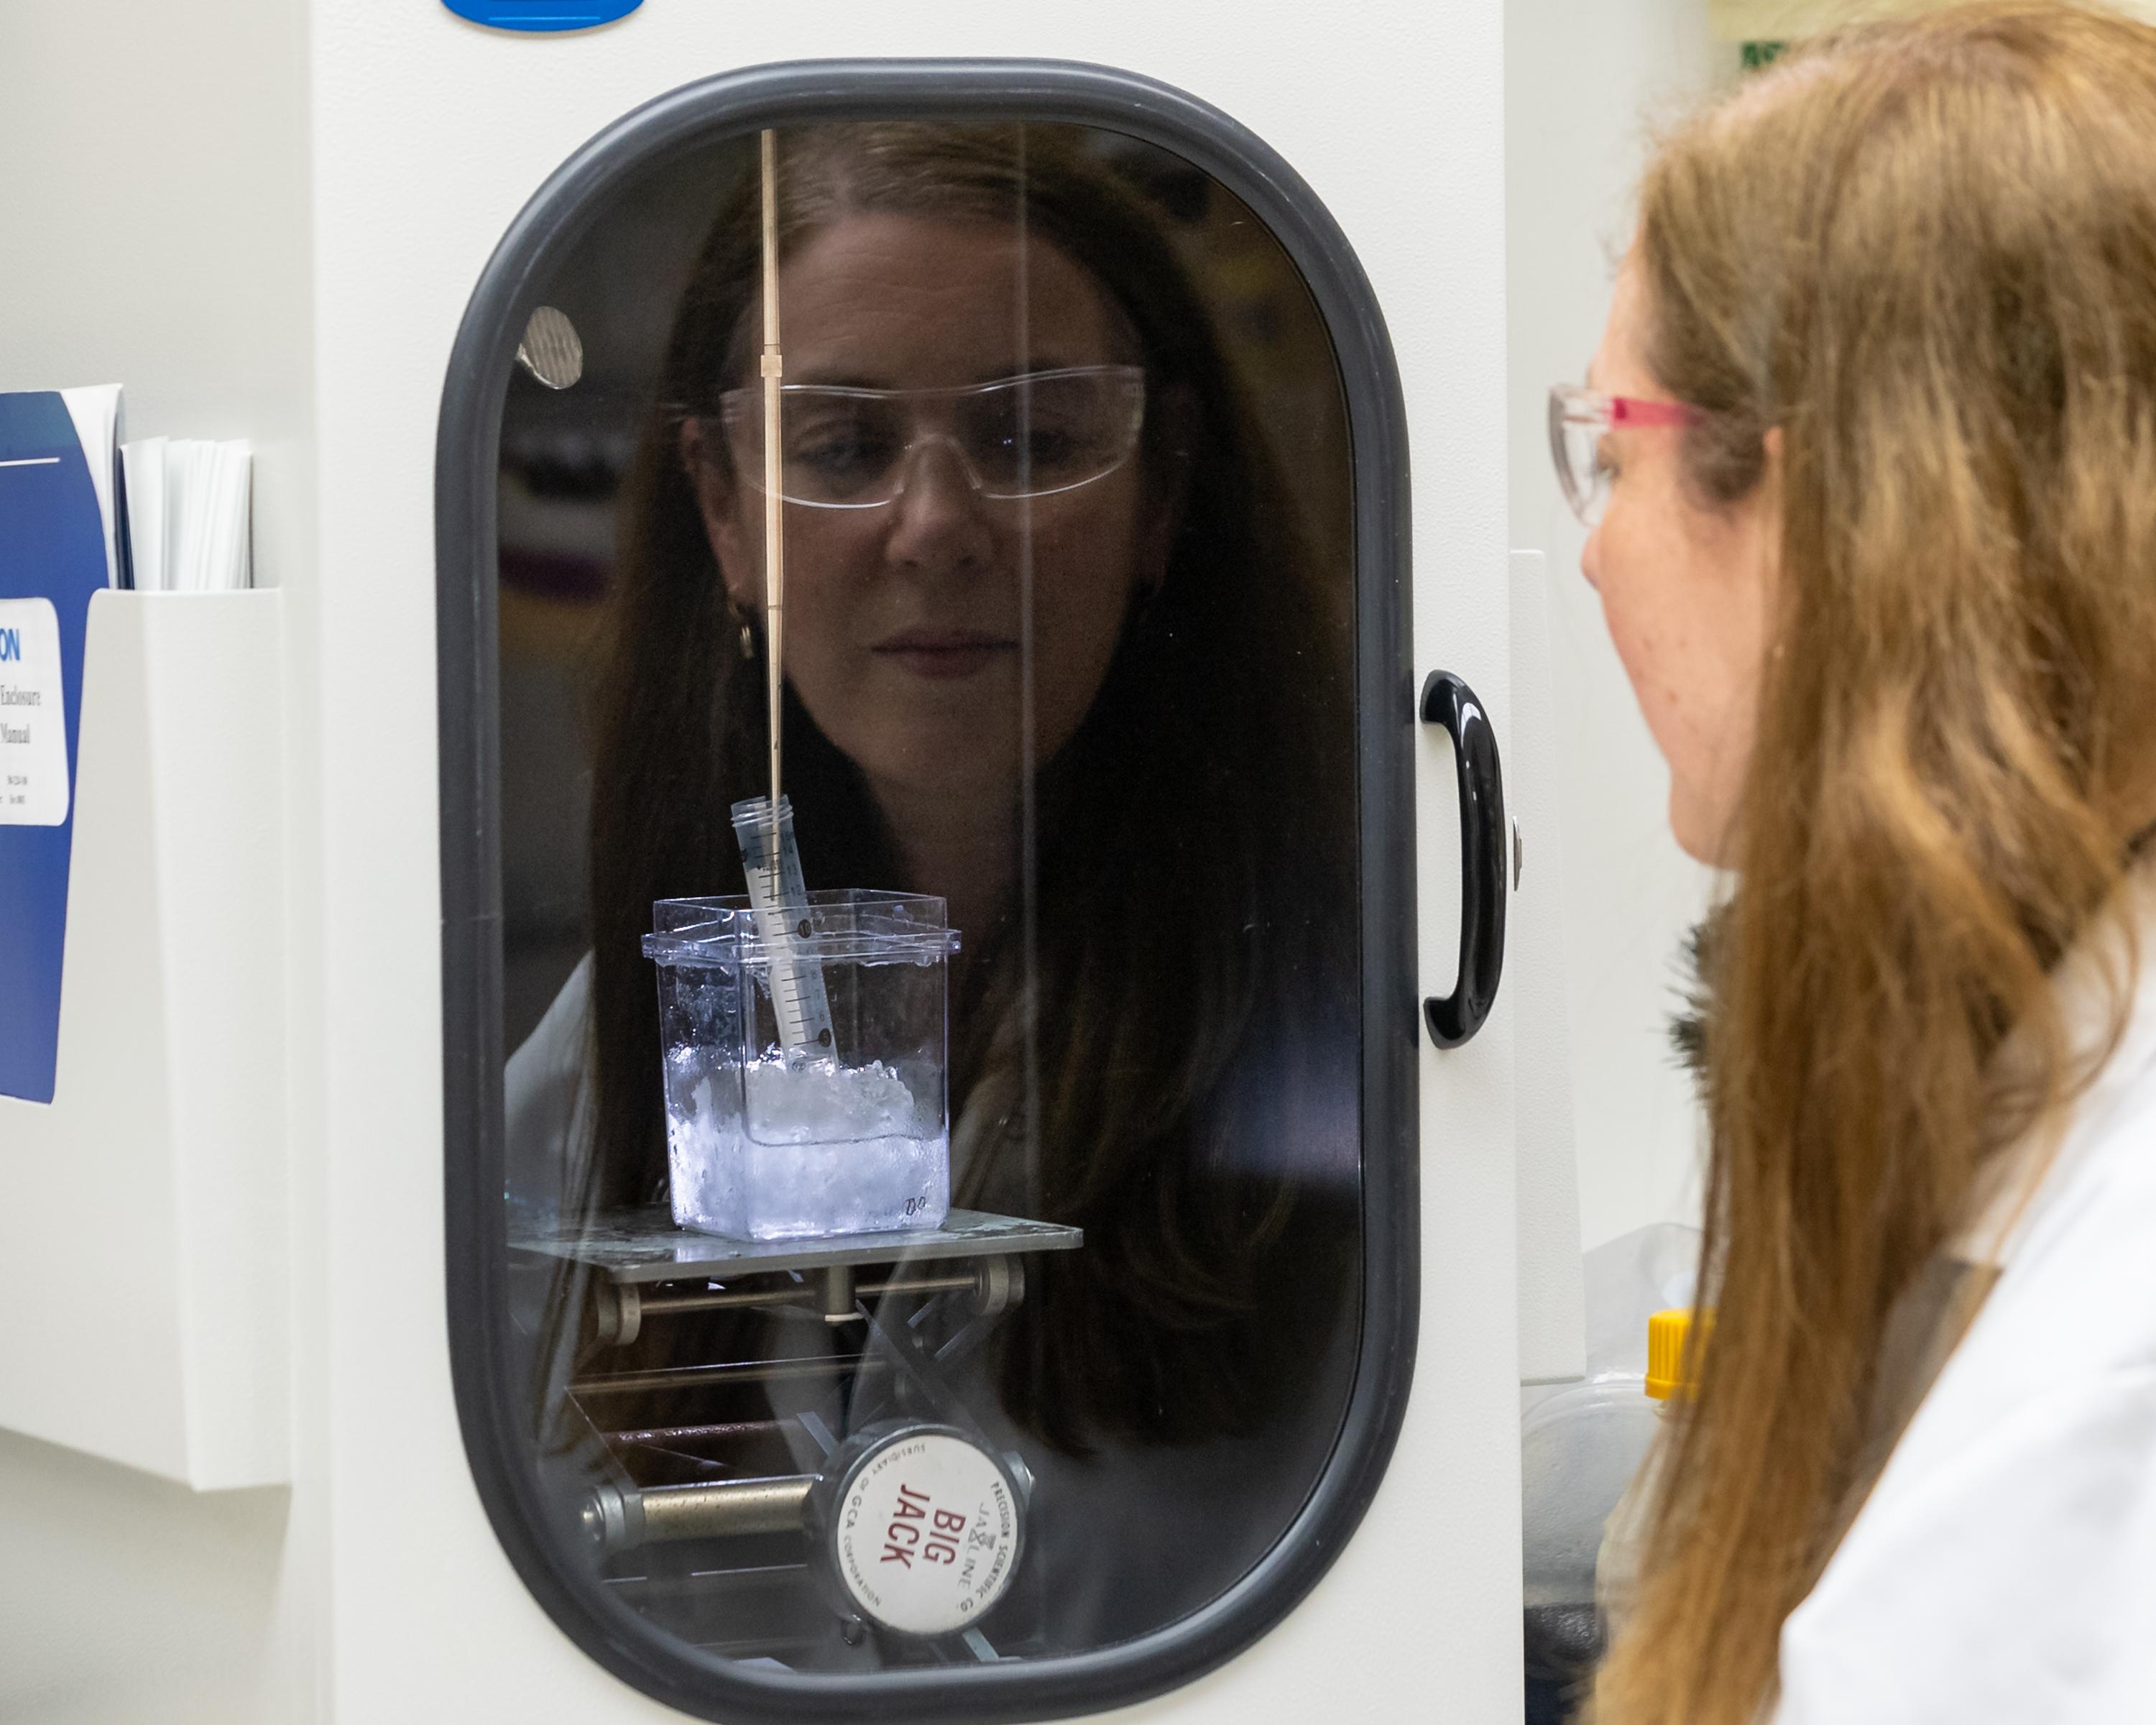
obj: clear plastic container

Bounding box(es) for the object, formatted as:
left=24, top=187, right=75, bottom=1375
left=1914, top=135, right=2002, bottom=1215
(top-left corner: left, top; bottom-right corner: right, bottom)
left=1593, top=1404, right=1669, bottom=1642
left=642, top=891, right=959, bottom=1241
left=1597, top=1308, right=1705, bottom=1636
left=1519, top=1228, right=1703, bottom=1721
left=1521, top=1375, right=1664, bottom=1719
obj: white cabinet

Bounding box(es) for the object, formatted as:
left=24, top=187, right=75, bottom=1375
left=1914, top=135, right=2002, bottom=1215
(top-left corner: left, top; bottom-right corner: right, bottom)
left=0, top=5, right=1518, bottom=1721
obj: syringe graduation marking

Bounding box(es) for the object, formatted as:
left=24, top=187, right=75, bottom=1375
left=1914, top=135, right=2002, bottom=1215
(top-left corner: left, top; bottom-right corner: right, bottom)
left=733, top=795, right=834, bottom=1062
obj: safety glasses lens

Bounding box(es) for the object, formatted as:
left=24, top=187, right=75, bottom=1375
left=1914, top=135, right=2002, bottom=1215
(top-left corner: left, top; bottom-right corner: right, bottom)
left=1547, top=390, right=1608, bottom=528
left=777, top=397, right=905, bottom=506
left=961, top=371, right=1143, bottom=497
left=719, top=369, right=1145, bottom=507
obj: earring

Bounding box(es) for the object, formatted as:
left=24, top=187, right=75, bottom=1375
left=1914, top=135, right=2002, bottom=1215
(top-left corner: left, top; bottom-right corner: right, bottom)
left=728, top=601, right=756, bottom=662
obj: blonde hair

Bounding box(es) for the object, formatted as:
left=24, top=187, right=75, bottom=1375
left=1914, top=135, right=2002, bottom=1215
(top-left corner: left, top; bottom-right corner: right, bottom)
left=1598, top=7, right=2156, bottom=1720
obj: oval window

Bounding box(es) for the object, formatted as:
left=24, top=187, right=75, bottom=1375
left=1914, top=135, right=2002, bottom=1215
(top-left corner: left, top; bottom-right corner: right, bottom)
left=439, top=61, right=1417, bottom=1722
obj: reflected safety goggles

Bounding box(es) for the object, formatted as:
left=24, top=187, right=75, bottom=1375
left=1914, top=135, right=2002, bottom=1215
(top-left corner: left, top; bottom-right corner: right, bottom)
left=711, top=364, right=1147, bottom=509
left=1547, top=385, right=1703, bottom=528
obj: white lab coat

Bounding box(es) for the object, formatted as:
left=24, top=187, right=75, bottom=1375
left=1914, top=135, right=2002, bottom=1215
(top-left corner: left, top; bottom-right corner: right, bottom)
left=1774, top=862, right=2156, bottom=1721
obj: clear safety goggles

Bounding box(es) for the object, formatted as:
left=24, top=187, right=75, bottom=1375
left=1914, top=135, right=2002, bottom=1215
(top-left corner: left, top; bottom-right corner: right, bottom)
left=1547, top=384, right=1702, bottom=528
left=711, top=363, right=1147, bottom=509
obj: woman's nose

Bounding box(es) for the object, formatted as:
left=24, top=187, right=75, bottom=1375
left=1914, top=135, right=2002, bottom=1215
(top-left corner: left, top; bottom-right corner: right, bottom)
left=882, top=439, right=993, bottom=577
left=1580, top=521, right=1603, bottom=593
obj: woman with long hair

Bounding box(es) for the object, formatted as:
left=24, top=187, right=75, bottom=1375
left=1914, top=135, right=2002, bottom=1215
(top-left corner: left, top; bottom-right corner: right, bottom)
left=507, top=121, right=1358, bottom=1649
left=1557, top=6, right=2156, bottom=1719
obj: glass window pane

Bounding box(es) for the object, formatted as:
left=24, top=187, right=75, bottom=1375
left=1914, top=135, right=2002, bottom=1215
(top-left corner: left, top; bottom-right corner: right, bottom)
left=491, top=116, right=1362, bottom=1675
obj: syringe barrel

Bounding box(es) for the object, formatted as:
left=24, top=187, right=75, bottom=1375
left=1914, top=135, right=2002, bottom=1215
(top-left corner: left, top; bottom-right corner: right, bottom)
left=731, top=794, right=811, bottom=921
left=729, top=794, right=836, bottom=1057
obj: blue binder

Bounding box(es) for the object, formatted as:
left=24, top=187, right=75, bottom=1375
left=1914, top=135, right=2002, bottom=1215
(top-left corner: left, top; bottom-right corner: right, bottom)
left=0, top=391, right=115, bottom=1103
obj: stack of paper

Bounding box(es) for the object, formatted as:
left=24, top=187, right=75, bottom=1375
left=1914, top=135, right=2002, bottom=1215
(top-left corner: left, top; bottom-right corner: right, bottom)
left=55, top=385, right=124, bottom=589
left=121, top=438, right=252, bottom=592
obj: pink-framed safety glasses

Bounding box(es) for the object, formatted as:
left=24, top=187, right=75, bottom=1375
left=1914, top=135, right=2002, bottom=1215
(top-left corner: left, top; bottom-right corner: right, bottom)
left=1547, top=385, right=1703, bottom=528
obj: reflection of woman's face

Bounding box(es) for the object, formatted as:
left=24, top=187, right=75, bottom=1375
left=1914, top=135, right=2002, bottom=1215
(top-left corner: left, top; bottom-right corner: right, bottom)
left=691, top=213, right=1167, bottom=811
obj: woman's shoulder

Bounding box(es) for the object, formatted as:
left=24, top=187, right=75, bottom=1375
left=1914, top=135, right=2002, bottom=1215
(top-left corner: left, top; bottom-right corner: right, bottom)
left=1776, top=1138, right=2156, bottom=1719
left=505, top=953, right=596, bottom=1218
left=1956, top=868, right=2156, bottom=1379
left=507, top=953, right=595, bottom=1094
left=1774, top=880, right=2156, bottom=1721
left=1895, top=928, right=2156, bottom=1481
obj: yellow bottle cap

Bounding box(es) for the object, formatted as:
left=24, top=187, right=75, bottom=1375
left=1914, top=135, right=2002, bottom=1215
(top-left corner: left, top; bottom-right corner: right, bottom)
left=1645, top=1307, right=1709, bottom=1401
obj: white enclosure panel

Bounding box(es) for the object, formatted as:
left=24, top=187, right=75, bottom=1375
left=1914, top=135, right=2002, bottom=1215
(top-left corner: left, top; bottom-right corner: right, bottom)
left=1509, top=551, right=1588, bottom=1386
left=0, top=593, right=289, bottom=1490
left=4, top=1, right=1516, bottom=1719
left=307, top=2, right=1516, bottom=1721
left=1505, top=0, right=1732, bottom=1251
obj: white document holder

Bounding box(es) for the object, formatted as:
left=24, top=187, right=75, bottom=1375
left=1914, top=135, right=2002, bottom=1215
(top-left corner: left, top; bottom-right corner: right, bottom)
left=0, top=590, right=288, bottom=1489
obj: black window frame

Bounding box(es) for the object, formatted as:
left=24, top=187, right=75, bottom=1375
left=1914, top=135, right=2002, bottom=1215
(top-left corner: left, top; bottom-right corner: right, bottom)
left=436, top=57, right=1418, bottom=1725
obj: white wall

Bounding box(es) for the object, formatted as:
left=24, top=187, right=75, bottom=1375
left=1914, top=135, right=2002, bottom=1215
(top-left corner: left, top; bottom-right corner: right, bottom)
left=0, top=1429, right=295, bottom=1724
left=1505, top=0, right=1738, bottom=1251
left=0, top=1, right=319, bottom=1721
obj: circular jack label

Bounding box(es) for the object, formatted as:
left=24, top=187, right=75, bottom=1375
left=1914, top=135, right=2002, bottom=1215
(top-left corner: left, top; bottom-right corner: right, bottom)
left=831, top=1430, right=1022, bottom=1636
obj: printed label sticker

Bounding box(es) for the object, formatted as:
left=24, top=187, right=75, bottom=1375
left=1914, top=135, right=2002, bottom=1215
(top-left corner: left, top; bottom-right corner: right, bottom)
left=0, top=599, right=69, bottom=827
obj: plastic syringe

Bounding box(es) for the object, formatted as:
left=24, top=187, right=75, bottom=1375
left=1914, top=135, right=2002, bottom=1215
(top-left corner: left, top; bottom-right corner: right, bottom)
left=730, top=794, right=834, bottom=1062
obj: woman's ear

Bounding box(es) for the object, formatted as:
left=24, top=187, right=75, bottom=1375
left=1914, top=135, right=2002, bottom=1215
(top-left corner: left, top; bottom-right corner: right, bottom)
left=680, top=415, right=762, bottom=605
left=1136, top=382, right=1198, bottom=598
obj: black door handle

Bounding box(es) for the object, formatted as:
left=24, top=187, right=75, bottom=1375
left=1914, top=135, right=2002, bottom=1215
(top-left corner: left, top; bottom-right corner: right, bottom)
left=1420, top=670, right=1507, bottom=1048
